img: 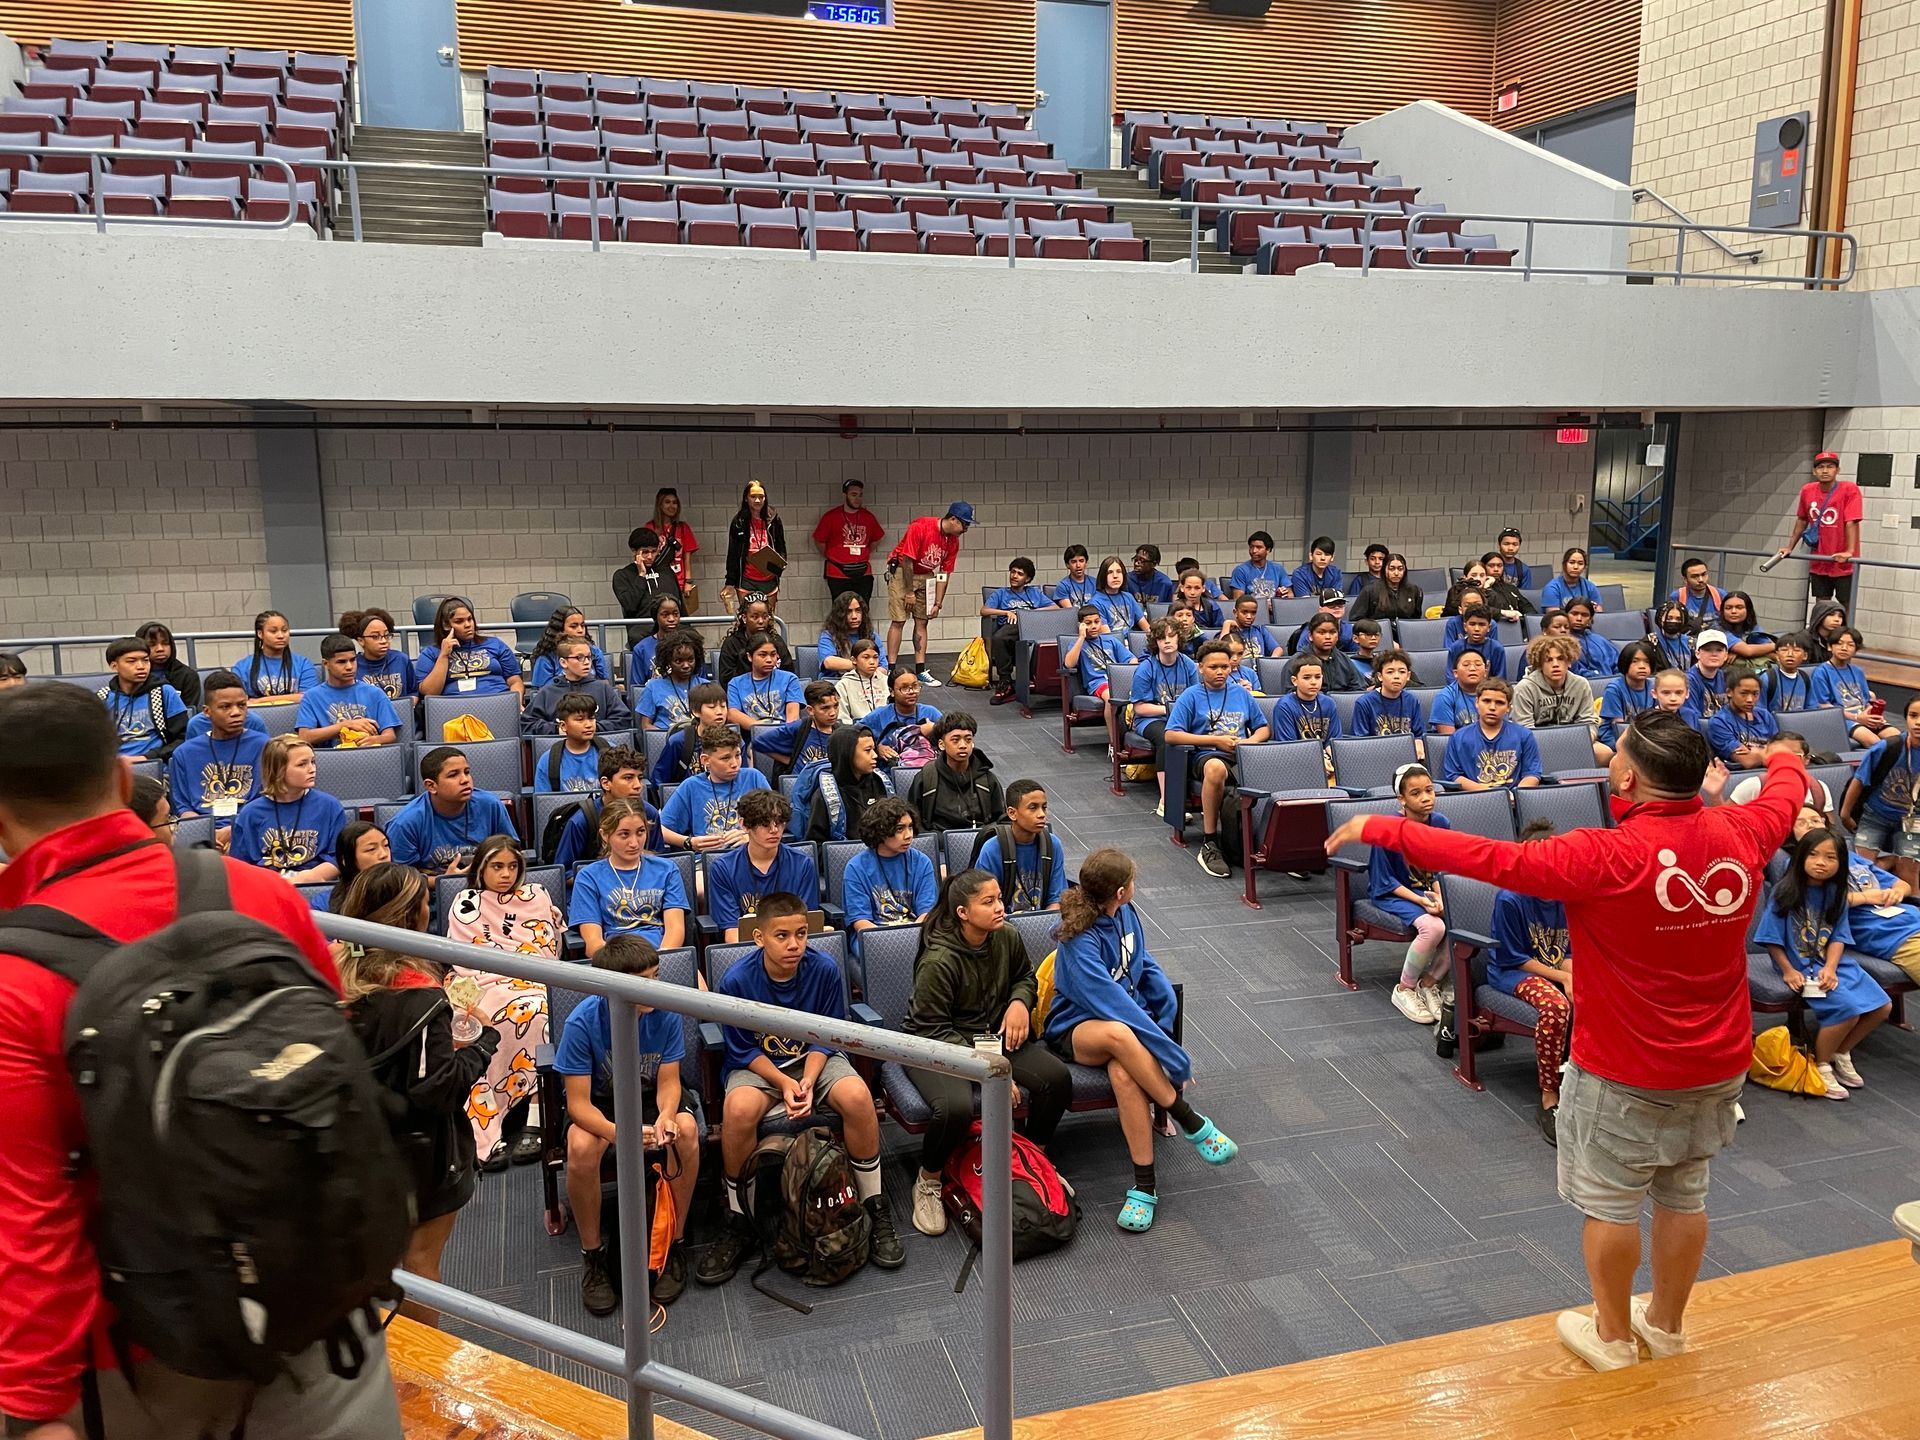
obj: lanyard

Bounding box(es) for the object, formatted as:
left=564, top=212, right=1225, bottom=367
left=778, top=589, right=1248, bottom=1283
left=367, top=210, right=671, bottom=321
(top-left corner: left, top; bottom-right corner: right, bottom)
left=751, top=673, right=777, bottom=714
left=210, top=733, right=244, bottom=793
left=111, top=686, right=145, bottom=734
left=259, top=653, right=294, bottom=694
left=267, top=794, right=310, bottom=866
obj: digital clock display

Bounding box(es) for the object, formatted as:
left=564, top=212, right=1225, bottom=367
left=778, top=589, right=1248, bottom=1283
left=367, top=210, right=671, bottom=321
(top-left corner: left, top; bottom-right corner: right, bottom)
left=808, top=2, right=890, bottom=24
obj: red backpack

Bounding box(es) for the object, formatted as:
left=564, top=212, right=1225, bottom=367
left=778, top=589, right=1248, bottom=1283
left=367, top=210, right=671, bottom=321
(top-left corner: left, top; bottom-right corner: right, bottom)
left=940, top=1122, right=1080, bottom=1288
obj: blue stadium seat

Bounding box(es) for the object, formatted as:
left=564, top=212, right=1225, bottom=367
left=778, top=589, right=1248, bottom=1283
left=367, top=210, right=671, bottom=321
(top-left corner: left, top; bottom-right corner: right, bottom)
left=511, top=591, right=572, bottom=651
left=1330, top=733, right=1417, bottom=795
left=421, top=691, right=524, bottom=745
left=1324, top=793, right=1410, bottom=988
left=1437, top=873, right=1541, bottom=1092
left=310, top=743, right=411, bottom=808
left=1235, top=740, right=1341, bottom=907
left=1515, top=779, right=1607, bottom=834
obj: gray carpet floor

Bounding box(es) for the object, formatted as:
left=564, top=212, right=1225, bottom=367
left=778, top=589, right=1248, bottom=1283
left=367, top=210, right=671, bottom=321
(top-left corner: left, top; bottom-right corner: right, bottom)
left=439, top=688, right=1920, bottom=1439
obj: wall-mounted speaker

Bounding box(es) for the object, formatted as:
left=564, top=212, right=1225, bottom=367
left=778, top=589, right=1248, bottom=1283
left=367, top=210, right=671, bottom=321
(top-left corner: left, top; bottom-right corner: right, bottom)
left=1208, top=0, right=1273, bottom=14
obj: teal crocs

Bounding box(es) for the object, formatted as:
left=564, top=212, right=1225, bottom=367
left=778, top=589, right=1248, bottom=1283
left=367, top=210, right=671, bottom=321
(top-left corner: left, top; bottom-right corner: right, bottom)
left=1116, top=1188, right=1158, bottom=1232
left=1184, top=1117, right=1238, bottom=1165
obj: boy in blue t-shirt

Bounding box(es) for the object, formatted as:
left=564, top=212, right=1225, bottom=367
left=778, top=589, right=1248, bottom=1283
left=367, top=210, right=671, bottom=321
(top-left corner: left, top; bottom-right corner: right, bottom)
left=984, top=555, right=1054, bottom=695
left=1063, top=606, right=1133, bottom=701
left=751, top=681, right=841, bottom=777
left=1442, top=678, right=1543, bottom=791
left=973, top=780, right=1069, bottom=911
left=167, top=669, right=266, bottom=822
left=1763, top=630, right=1818, bottom=715
left=1430, top=649, right=1489, bottom=735
left=1229, top=530, right=1291, bottom=601
left=1221, top=594, right=1274, bottom=659
left=1705, top=668, right=1779, bottom=768
left=1126, top=543, right=1175, bottom=605
left=554, top=934, right=700, bottom=1313
left=536, top=694, right=606, bottom=794
left=551, top=745, right=660, bottom=871
left=386, top=745, right=520, bottom=876
left=1053, top=544, right=1096, bottom=609
left=1270, top=654, right=1343, bottom=743
left=841, top=796, right=940, bottom=930
left=1685, top=629, right=1732, bottom=721
left=1848, top=695, right=1920, bottom=860
left=1495, top=527, right=1535, bottom=590
left=295, top=633, right=401, bottom=749
left=702, top=894, right=901, bottom=1284
left=1174, top=569, right=1224, bottom=629
left=648, top=686, right=730, bottom=790
left=706, top=789, right=820, bottom=941
left=1445, top=605, right=1504, bottom=676
left=659, top=726, right=771, bottom=851
left=1164, top=640, right=1271, bottom=880
left=1289, top=535, right=1345, bottom=602
left=1813, top=625, right=1899, bottom=748
left=1353, top=649, right=1427, bottom=751
left=97, top=636, right=188, bottom=759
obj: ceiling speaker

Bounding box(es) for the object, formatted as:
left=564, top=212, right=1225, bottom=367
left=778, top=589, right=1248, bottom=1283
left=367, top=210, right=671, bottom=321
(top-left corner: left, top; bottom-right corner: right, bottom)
left=1208, top=0, right=1273, bottom=14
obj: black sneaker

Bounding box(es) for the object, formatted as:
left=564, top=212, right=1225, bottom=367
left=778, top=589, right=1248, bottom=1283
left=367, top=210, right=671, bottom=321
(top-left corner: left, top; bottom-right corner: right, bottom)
left=654, top=1242, right=688, bottom=1306
left=1537, top=1106, right=1558, bottom=1148
left=580, top=1244, right=618, bottom=1316
left=866, top=1194, right=905, bottom=1270
left=1197, top=841, right=1230, bottom=879
left=509, top=1129, right=544, bottom=1166
left=695, top=1213, right=755, bottom=1287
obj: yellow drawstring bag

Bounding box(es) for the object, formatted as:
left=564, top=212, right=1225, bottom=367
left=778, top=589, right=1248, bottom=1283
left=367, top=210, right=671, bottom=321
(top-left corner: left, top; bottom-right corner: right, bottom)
left=440, top=715, right=496, bottom=743
left=950, top=637, right=990, bottom=689
left=1749, top=1026, right=1826, bottom=1096
left=1032, top=950, right=1058, bottom=1030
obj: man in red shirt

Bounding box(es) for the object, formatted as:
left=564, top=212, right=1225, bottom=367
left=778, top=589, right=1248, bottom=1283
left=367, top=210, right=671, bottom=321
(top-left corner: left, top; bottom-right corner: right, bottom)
left=884, top=500, right=973, bottom=687
left=0, top=686, right=401, bottom=1440
left=1327, top=711, right=1804, bottom=1372
left=1778, top=449, right=1863, bottom=611
left=809, top=478, right=886, bottom=607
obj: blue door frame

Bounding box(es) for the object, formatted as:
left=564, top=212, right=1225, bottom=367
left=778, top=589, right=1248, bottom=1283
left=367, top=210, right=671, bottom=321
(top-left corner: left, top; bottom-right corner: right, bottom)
left=1034, top=0, right=1112, bottom=172
left=353, top=0, right=463, bottom=132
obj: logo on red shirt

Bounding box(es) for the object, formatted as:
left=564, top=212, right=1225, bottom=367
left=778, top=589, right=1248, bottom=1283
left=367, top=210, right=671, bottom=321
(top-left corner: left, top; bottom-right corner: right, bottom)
left=1652, top=848, right=1751, bottom=917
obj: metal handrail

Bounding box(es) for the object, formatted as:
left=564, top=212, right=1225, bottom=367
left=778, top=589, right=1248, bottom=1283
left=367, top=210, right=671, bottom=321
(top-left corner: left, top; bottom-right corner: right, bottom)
left=0, top=145, right=1859, bottom=284
left=315, top=911, right=1017, bottom=1440
left=0, top=612, right=774, bottom=675
left=1403, top=210, right=1857, bottom=287
left=1630, top=186, right=1765, bottom=264
left=1, top=143, right=300, bottom=233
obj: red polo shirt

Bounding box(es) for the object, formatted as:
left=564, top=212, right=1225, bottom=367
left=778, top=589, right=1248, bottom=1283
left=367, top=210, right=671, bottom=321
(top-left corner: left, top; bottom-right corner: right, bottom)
left=0, top=812, right=339, bottom=1421
left=1360, top=752, right=1805, bottom=1091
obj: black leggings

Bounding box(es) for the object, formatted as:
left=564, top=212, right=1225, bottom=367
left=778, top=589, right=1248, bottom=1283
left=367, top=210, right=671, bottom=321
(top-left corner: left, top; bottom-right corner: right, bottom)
left=914, top=1043, right=1072, bottom=1172
left=1808, top=573, right=1854, bottom=611
left=1140, top=717, right=1168, bottom=763
left=989, top=624, right=1020, bottom=684
left=828, top=575, right=874, bottom=606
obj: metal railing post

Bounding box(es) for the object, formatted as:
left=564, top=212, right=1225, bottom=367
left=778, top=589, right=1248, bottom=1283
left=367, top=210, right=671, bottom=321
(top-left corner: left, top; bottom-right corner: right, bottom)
left=590, top=177, right=603, bottom=254
left=806, top=183, right=817, bottom=260
left=608, top=999, right=655, bottom=1440
left=348, top=162, right=364, bottom=243
left=1673, top=225, right=1686, bottom=286
left=980, top=1070, right=1016, bottom=1440
left=1189, top=202, right=1199, bottom=274
left=89, top=151, right=105, bottom=234
left=1523, top=219, right=1535, bottom=281
left=1006, top=201, right=1017, bottom=269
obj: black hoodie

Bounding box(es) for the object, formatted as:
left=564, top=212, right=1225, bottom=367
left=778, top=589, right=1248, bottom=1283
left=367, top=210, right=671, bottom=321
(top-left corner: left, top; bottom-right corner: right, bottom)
left=904, top=747, right=1003, bottom=830
left=807, top=725, right=891, bottom=841
left=718, top=625, right=795, bottom=687
left=1806, top=600, right=1848, bottom=665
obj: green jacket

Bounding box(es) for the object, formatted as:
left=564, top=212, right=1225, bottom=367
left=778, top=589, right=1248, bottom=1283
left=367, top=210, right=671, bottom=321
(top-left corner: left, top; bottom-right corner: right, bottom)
left=904, top=924, right=1040, bottom=1047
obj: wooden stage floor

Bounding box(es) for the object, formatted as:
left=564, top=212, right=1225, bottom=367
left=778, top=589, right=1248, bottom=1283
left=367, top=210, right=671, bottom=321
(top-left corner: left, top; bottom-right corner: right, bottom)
left=394, top=1239, right=1920, bottom=1440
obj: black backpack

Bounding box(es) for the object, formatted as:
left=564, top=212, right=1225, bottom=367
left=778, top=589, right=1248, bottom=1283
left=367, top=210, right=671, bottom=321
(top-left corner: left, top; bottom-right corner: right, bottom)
left=968, top=822, right=1054, bottom=910
left=539, top=794, right=600, bottom=865
left=0, top=843, right=414, bottom=1383
left=542, top=735, right=608, bottom=794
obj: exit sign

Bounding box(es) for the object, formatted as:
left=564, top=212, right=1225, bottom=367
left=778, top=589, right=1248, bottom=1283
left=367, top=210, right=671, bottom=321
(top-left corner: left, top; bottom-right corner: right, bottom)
left=1556, top=427, right=1591, bottom=445
left=1496, top=85, right=1520, bottom=114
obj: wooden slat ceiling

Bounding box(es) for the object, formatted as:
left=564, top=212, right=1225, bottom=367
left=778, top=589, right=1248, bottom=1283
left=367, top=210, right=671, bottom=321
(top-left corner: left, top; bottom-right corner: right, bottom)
left=1112, top=0, right=1496, bottom=127
left=0, top=1, right=353, bottom=52
left=1490, top=0, right=1637, bottom=132
left=456, top=0, right=1035, bottom=106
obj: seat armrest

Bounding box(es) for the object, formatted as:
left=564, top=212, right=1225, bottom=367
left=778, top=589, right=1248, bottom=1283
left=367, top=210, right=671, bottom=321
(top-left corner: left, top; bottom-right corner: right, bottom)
left=699, top=1021, right=725, bottom=1049
left=851, top=1002, right=883, bottom=1027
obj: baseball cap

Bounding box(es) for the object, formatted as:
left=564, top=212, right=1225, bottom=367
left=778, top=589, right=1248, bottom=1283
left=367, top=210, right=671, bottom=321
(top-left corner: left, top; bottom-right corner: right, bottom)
left=945, top=501, right=975, bottom=528
left=1813, top=450, right=1839, bottom=465
left=1317, top=589, right=1346, bottom=605
left=842, top=477, right=864, bottom=492
left=1498, top=527, right=1523, bottom=540
left=1695, top=629, right=1731, bottom=649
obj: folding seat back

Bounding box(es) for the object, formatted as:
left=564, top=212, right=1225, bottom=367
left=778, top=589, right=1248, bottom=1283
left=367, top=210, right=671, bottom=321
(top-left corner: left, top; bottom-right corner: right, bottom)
left=49, top=37, right=111, bottom=59
left=286, top=78, right=345, bottom=106
left=19, top=169, right=91, bottom=195
left=1081, top=219, right=1134, bottom=242
left=540, top=91, right=594, bottom=116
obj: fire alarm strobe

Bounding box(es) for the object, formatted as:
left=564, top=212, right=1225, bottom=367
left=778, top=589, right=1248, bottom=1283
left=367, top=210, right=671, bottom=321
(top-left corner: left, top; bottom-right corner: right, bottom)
left=1749, top=112, right=1809, bottom=230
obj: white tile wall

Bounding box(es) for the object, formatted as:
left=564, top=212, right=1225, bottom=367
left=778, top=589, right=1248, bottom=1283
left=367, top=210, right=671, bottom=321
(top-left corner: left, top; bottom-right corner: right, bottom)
left=1821, top=405, right=1920, bottom=648
left=0, top=426, right=271, bottom=670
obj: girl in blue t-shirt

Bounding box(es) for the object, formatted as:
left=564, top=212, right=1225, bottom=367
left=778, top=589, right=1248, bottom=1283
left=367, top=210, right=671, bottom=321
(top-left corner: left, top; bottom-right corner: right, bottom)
left=1651, top=601, right=1694, bottom=671
left=1756, top=827, right=1891, bottom=1098
left=1366, top=763, right=1452, bottom=1024
left=1089, top=555, right=1147, bottom=636
left=818, top=590, right=887, bottom=675
left=638, top=635, right=704, bottom=730
left=1540, top=547, right=1602, bottom=612
left=629, top=596, right=706, bottom=683
left=1562, top=599, right=1618, bottom=682
left=1814, top=626, right=1899, bottom=749
left=1844, top=695, right=1920, bottom=860
left=567, top=798, right=689, bottom=955
left=529, top=606, right=610, bottom=689
left=342, top=607, right=416, bottom=702
left=1598, top=642, right=1658, bottom=749
left=726, top=635, right=804, bottom=728
left=414, top=598, right=525, bottom=701
left=1715, top=591, right=1775, bottom=667
left=1843, top=850, right=1920, bottom=986
left=240, top=609, right=318, bottom=700
left=227, top=735, right=346, bottom=884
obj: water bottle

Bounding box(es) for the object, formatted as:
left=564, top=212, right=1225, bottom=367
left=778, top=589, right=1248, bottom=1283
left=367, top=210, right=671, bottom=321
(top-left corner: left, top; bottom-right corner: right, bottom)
left=1434, top=999, right=1457, bottom=1059
left=1759, top=551, right=1786, bottom=573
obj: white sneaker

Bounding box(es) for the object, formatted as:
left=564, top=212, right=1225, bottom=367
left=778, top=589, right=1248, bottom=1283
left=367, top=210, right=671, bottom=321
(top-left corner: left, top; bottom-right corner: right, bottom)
left=918, top=668, right=942, bottom=687
left=1733, top=1101, right=1745, bottom=1124
left=1391, top=986, right=1435, bottom=1025
left=1555, top=1310, right=1638, bottom=1371
left=1831, top=1052, right=1865, bottom=1088
left=911, top=1174, right=947, bottom=1236
left=1417, top=985, right=1445, bottom=1022
left=1154, top=798, right=1164, bottom=818
left=1629, top=1297, right=1688, bottom=1358
left=1816, top=1063, right=1851, bottom=1101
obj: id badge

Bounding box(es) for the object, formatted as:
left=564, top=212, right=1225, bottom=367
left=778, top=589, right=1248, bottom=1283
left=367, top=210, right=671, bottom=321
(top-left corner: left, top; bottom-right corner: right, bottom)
left=455, top=677, right=478, bottom=694
left=211, top=799, right=238, bottom=818
left=1903, top=815, right=1920, bottom=836
left=847, top=543, right=864, bottom=558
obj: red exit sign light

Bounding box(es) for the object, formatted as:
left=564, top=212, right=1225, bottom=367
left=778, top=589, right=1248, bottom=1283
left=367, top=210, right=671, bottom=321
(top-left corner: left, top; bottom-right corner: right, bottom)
left=1497, top=85, right=1520, bottom=114
left=1556, top=426, right=1591, bottom=444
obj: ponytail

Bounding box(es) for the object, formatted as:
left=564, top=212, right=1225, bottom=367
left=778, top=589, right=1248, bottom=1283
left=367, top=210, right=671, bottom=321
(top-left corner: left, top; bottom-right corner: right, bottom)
left=919, top=867, right=996, bottom=953
left=1055, top=847, right=1134, bottom=941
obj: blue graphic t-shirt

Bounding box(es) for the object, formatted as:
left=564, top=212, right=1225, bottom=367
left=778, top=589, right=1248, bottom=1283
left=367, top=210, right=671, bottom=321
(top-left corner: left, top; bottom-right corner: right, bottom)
left=568, top=855, right=690, bottom=947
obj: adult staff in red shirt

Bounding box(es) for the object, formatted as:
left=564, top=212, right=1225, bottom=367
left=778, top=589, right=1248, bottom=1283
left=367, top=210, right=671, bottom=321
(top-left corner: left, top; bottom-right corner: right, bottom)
left=1777, top=449, right=1862, bottom=611
left=885, top=500, right=973, bottom=687
left=1327, top=711, right=1804, bottom=1373
left=0, top=685, right=402, bottom=1440
left=810, top=478, right=886, bottom=607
